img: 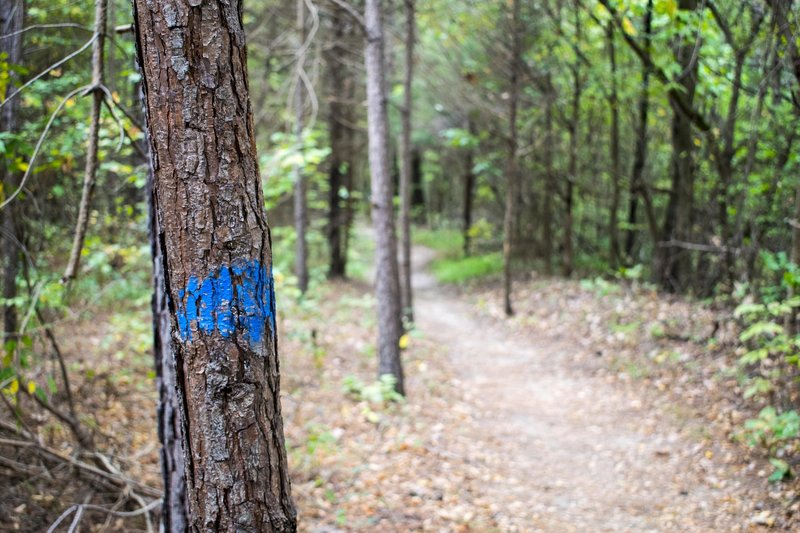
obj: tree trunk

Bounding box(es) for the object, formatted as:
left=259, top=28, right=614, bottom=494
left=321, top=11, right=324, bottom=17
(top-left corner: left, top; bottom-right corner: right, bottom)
left=657, top=0, right=699, bottom=291
left=365, top=0, right=404, bottom=394
left=765, top=0, right=800, bottom=330
left=326, top=5, right=347, bottom=279
left=0, top=0, right=23, bottom=340
left=293, top=0, right=309, bottom=294
left=133, top=1, right=297, bottom=530
left=607, top=22, right=621, bottom=268
left=149, top=169, right=188, bottom=531
left=625, top=0, right=653, bottom=261
left=398, top=0, right=415, bottom=325
left=63, top=0, right=107, bottom=282
left=462, top=117, right=476, bottom=257
left=411, top=148, right=425, bottom=222
left=542, top=89, right=555, bottom=275
left=563, top=4, right=582, bottom=278
left=503, top=0, right=521, bottom=316
left=563, top=65, right=580, bottom=278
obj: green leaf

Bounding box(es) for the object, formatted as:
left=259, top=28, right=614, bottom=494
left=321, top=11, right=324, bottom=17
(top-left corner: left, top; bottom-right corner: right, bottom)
left=740, top=322, right=784, bottom=342
left=769, top=458, right=791, bottom=481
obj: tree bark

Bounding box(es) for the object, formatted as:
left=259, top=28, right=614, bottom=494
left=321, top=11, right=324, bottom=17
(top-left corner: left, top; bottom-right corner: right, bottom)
left=149, top=168, right=188, bottom=532
left=0, top=0, right=23, bottom=340
left=365, top=0, right=404, bottom=394
left=293, top=0, right=309, bottom=294
left=398, top=0, right=415, bottom=325
left=503, top=0, right=521, bottom=316
left=133, top=1, right=297, bottom=530
left=63, top=0, right=107, bottom=282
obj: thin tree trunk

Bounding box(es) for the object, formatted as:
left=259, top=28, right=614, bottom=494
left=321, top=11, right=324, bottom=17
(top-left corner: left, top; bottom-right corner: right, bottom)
left=326, top=5, right=348, bottom=279
left=294, top=0, right=309, bottom=294
left=133, top=1, right=297, bottom=529
left=658, top=0, right=699, bottom=291
left=148, top=168, right=188, bottom=531
left=563, top=65, right=580, bottom=278
left=411, top=148, right=425, bottom=223
left=625, top=0, right=653, bottom=261
left=462, top=116, right=476, bottom=257
left=0, top=0, right=23, bottom=340
left=607, top=22, right=621, bottom=268
left=503, top=0, right=521, bottom=316
left=542, top=89, right=555, bottom=275
left=563, top=4, right=581, bottom=278
left=398, top=0, right=415, bottom=325
left=365, top=0, right=404, bottom=394
left=63, top=0, right=107, bottom=282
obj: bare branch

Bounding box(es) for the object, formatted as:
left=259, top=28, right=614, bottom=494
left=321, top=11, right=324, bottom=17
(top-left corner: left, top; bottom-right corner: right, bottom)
left=0, top=23, right=91, bottom=40
left=327, top=0, right=365, bottom=32
left=0, top=36, right=95, bottom=110
left=47, top=498, right=161, bottom=533
left=0, top=85, right=89, bottom=211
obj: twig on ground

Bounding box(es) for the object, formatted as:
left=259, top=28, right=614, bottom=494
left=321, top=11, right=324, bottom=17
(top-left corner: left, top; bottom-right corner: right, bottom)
left=46, top=498, right=160, bottom=533
left=0, top=437, right=162, bottom=498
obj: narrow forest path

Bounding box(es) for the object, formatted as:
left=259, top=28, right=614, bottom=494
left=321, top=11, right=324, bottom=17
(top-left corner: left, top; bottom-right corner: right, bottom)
left=410, top=246, right=759, bottom=532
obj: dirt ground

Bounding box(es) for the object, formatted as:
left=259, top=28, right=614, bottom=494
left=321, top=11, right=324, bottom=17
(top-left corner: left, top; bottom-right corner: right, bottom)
left=412, top=246, right=780, bottom=532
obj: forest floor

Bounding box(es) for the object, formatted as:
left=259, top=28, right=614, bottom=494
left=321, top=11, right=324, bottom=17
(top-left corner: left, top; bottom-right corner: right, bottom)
left=4, top=240, right=800, bottom=531
left=286, top=243, right=798, bottom=532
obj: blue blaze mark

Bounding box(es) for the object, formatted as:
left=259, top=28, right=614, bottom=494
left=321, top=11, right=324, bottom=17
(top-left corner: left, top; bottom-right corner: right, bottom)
left=174, top=259, right=275, bottom=346
left=198, top=276, right=216, bottom=334
left=216, top=266, right=235, bottom=337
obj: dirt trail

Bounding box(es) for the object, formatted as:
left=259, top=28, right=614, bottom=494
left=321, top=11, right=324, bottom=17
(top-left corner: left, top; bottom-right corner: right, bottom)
left=411, top=246, right=753, bottom=532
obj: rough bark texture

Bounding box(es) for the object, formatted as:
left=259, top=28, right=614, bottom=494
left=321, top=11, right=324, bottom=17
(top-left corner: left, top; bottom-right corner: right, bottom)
left=398, top=0, right=415, bottom=324
left=149, top=170, right=188, bottom=532
left=365, top=0, right=404, bottom=394
left=502, top=0, right=521, bottom=317
left=63, top=0, right=107, bottom=282
left=133, top=1, right=297, bottom=530
left=1, top=0, right=23, bottom=340
left=293, top=0, right=308, bottom=294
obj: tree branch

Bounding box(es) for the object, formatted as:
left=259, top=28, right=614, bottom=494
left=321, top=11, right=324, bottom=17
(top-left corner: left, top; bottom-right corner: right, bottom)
left=597, top=0, right=711, bottom=131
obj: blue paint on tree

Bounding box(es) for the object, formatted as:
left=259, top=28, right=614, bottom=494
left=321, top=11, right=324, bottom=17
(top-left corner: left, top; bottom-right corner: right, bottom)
left=175, top=259, right=275, bottom=346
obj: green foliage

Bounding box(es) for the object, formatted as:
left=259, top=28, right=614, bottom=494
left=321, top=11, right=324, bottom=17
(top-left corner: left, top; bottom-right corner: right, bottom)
left=579, top=276, right=622, bottom=296
left=413, top=228, right=463, bottom=256
left=431, top=252, right=503, bottom=284
left=733, top=256, right=800, bottom=478
left=260, top=130, right=331, bottom=211
left=742, top=407, right=800, bottom=481
left=342, top=374, right=404, bottom=405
